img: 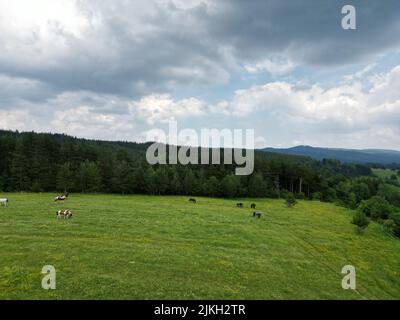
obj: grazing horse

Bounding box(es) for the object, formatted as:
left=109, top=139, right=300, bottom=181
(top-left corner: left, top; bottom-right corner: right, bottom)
left=236, top=203, right=243, bottom=208
left=253, top=211, right=262, bottom=218
left=55, top=192, right=69, bottom=202
left=250, top=203, right=256, bottom=209
left=0, top=198, right=8, bottom=207
left=56, top=209, right=73, bottom=219
left=189, top=198, right=197, bottom=203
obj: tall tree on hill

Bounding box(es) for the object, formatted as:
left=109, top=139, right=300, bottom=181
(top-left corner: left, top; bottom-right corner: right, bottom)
left=220, top=174, right=240, bottom=198
left=0, top=136, right=15, bottom=191
left=169, top=170, right=182, bottom=195
left=111, top=161, right=134, bottom=194
left=77, top=160, right=103, bottom=193
left=56, top=163, right=74, bottom=193
left=98, top=152, right=115, bottom=193
left=202, top=176, right=219, bottom=197
left=133, top=166, right=148, bottom=194
left=10, top=139, right=31, bottom=191
left=144, top=167, right=156, bottom=195
left=248, top=173, right=267, bottom=197
left=153, top=167, right=169, bottom=195
left=182, top=168, right=198, bottom=195
left=30, top=134, right=57, bottom=191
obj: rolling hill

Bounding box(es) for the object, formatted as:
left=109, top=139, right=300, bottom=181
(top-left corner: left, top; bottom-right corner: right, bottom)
left=262, top=146, right=400, bottom=165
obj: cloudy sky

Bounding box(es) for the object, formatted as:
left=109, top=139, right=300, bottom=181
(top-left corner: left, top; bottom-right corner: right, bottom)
left=0, top=0, right=400, bottom=149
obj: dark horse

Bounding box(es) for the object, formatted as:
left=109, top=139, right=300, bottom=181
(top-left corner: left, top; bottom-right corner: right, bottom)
left=236, top=203, right=243, bottom=208
left=189, top=198, right=197, bottom=203
left=253, top=211, right=262, bottom=218
left=250, top=203, right=256, bottom=209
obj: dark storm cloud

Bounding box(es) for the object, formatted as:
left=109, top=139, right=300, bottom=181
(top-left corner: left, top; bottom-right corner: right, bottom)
left=207, top=0, right=400, bottom=65
left=0, top=0, right=399, bottom=100
left=0, top=0, right=228, bottom=98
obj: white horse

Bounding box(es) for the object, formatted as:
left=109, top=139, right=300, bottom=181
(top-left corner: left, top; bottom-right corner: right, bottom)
left=0, top=198, right=8, bottom=206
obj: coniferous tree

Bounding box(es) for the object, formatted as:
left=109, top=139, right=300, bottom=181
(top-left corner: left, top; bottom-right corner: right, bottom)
left=169, top=171, right=182, bottom=195
left=133, top=166, right=147, bottom=194
left=77, top=160, right=103, bottom=193
left=144, top=167, right=156, bottom=195
left=220, top=174, right=240, bottom=198
left=56, top=163, right=74, bottom=192
left=182, top=168, right=198, bottom=195
left=153, top=167, right=169, bottom=195
left=10, top=139, right=31, bottom=191
left=202, top=176, right=219, bottom=197
left=111, top=161, right=134, bottom=194
left=248, top=173, right=267, bottom=197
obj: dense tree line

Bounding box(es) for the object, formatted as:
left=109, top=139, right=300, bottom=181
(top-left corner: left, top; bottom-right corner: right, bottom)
left=1, top=130, right=400, bottom=237
left=0, top=130, right=371, bottom=197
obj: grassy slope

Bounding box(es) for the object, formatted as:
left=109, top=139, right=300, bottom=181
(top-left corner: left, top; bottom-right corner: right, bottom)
left=0, top=193, right=399, bottom=300
left=372, top=168, right=398, bottom=179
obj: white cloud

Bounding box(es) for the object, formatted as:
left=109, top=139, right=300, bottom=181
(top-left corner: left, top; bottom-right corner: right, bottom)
left=0, top=0, right=88, bottom=36
left=132, top=94, right=206, bottom=125
left=244, top=59, right=295, bottom=76
left=1, top=64, right=399, bottom=149
left=0, top=109, right=39, bottom=131
left=51, top=105, right=135, bottom=140
left=228, top=67, right=399, bottom=128
left=0, top=90, right=208, bottom=141
left=221, top=64, right=400, bottom=149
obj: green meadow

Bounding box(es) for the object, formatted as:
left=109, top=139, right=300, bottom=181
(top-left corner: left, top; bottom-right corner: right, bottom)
left=372, top=168, right=398, bottom=179
left=0, top=193, right=399, bottom=300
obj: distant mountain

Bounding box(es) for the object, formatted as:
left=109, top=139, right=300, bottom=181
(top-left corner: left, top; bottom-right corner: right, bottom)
left=262, top=145, right=400, bottom=164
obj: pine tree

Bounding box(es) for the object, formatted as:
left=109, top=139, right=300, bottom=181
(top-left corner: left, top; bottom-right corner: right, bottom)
left=169, top=171, right=182, bottom=195
left=56, top=163, right=74, bottom=192
left=10, top=139, right=31, bottom=191
left=202, top=176, right=219, bottom=197
left=111, top=161, right=134, bottom=194
left=182, top=168, right=198, bottom=195
left=220, top=174, right=240, bottom=198
left=248, top=173, right=267, bottom=197
left=133, top=166, right=147, bottom=194
left=144, top=167, right=156, bottom=194
left=77, top=160, right=103, bottom=193
left=153, top=167, right=169, bottom=195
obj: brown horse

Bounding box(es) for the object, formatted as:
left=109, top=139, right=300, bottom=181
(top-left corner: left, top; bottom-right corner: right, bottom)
left=56, top=209, right=73, bottom=219
left=55, top=192, right=69, bottom=202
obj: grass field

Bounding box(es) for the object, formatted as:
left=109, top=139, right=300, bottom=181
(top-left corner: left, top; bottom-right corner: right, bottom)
left=372, top=168, right=398, bottom=179
left=0, top=193, right=399, bottom=300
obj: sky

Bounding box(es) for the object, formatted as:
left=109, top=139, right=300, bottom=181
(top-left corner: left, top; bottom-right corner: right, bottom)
left=0, top=0, right=399, bottom=150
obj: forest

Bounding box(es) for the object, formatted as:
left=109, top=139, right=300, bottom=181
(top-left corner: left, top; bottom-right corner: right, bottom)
left=0, top=129, right=399, bottom=237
